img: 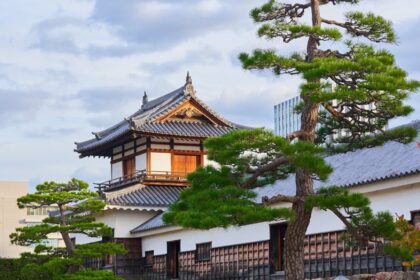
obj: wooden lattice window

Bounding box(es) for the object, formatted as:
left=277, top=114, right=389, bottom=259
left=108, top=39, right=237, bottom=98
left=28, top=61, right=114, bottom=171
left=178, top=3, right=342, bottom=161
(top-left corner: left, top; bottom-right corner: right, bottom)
left=145, top=250, right=154, bottom=267
left=196, top=242, right=211, bottom=262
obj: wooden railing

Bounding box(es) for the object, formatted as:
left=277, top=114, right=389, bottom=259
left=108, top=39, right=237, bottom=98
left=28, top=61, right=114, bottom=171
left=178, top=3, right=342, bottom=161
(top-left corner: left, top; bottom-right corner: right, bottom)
left=94, top=170, right=189, bottom=192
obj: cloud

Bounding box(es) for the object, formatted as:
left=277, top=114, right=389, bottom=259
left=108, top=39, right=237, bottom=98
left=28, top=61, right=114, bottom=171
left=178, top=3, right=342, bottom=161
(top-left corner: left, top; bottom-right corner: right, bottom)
left=71, top=164, right=109, bottom=188
left=209, top=76, right=302, bottom=129
left=75, top=86, right=146, bottom=128
left=77, top=86, right=144, bottom=111
left=140, top=46, right=222, bottom=75
left=0, top=89, right=51, bottom=126
left=24, top=127, right=78, bottom=139
left=29, top=17, right=131, bottom=56
left=90, top=0, right=236, bottom=52
left=29, top=0, right=259, bottom=57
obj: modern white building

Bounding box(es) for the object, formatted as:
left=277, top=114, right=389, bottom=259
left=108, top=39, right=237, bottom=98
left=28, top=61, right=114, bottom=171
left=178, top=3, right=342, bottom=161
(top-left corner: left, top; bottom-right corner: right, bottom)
left=74, top=75, right=420, bottom=279
left=274, top=96, right=301, bottom=137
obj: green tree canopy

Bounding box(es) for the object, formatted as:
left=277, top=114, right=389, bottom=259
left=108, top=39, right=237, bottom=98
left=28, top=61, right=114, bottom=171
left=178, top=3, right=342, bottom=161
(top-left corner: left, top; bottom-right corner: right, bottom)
left=10, top=179, right=125, bottom=280
left=164, top=1, right=419, bottom=279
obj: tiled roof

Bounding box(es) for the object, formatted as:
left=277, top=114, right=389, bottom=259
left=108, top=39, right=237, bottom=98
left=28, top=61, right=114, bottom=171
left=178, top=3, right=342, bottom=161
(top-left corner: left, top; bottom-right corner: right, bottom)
left=75, top=76, right=247, bottom=155
left=130, top=212, right=168, bottom=233
left=106, top=185, right=187, bottom=207
left=254, top=133, right=420, bottom=202
left=138, top=121, right=236, bottom=138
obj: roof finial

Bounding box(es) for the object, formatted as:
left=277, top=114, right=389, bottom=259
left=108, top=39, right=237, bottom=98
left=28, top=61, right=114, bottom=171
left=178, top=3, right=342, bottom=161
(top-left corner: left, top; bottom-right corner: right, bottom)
left=186, top=71, right=192, bottom=85
left=142, top=91, right=148, bottom=108
left=184, top=71, right=195, bottom=96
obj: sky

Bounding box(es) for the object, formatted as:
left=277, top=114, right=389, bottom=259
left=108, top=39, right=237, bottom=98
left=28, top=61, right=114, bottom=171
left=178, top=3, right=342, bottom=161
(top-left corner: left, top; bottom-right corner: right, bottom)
left=1, top=0, right=420, bottom=191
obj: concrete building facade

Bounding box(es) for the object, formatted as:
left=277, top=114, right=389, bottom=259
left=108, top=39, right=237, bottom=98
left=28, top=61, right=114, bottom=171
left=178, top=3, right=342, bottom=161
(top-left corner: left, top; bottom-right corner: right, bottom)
left=0, top=181, right=29, bottom=258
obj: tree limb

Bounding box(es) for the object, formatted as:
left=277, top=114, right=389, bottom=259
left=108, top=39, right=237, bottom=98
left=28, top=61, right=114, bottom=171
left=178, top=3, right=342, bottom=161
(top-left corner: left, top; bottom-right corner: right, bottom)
left=240, top=156, right=289, bottom=189
left=287, top=130, right=310, bottom=142
left=262, top=194, right=299, bottom=205
left=329, top=207, right=367, bottom=244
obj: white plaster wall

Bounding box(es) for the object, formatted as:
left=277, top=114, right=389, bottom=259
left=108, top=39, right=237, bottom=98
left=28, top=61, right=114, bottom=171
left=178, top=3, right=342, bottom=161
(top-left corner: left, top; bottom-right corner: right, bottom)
left=140, top=182, right=420, bottom=255
left=151, top=152, right=171, bottom=172
left=97, top=209, right=157, bottom=238
left=203, top=155, right=220, bottom=169
left=142, top=222, right=270, bottom=255
left=306, top=183, right=420, bottom=234
left=136, top=154, right=147, bottom=171
left=111, top=162, right=123, bottom=179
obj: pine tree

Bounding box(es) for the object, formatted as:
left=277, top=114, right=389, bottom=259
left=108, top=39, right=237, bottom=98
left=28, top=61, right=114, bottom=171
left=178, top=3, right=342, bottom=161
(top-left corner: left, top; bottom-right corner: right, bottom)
left=164, top=1, right=420, bottom=279
left=10, top=179, right=126, bottom=279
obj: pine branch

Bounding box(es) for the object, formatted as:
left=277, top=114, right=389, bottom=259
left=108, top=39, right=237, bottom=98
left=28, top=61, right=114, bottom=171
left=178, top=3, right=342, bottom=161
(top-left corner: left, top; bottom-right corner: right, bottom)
left=322, top=12, right=395, bottom=43
left=241, top=156, right=289, bottom=189
left=287, top=130, right=310, bottom=141
left=259, top=23, right=342, bottom=43
left=329, top=207, right=368, bottom=244
left=262, top=194, right=299, bottom=204
left=251, top=1, right=311, bottom=23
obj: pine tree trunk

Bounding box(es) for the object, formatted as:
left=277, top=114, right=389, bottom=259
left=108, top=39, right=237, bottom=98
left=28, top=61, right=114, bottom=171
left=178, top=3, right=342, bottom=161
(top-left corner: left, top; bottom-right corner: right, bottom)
left=284, top=1, right=321, bottom=279
left=58, top=204, right=78, bottom=273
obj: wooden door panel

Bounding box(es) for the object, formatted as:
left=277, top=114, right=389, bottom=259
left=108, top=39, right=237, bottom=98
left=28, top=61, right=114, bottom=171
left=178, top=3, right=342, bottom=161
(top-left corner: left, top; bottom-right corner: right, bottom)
left=185, top=155, right=198, bottom=174
left=172, top=154, right=199, bottom=176
left=270, top=224, right=287, bottom=272
left=123, top=158, right=135, bottom=177
left=167, top=241, right=180, bottom=278
left=172, top=155, right=186, bottom=175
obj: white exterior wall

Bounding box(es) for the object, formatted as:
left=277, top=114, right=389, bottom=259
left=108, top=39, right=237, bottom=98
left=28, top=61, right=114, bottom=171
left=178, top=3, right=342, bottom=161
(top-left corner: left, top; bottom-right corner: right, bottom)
left=140, top=179, right=420, bottom=256
left=203, top=155, right=220, bottom=169
left=111, top=161, right=123, bottom=179
left=136, top=153, right=147, bottom=171
left=142, top=222, right=270, bottom=255
left=150, top=152, right=171, bottom=172
left=96, top=209, right=157, bottom=238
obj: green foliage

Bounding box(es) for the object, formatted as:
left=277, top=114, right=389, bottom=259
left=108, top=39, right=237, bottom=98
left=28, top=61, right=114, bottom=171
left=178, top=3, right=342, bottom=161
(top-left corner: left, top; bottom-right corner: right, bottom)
left=20, top=263, right=52, bottom=280
left=75, top=243, right=127, bottom=258
left=258, top=23, right=342, bottom=41
left=164, top=165, right=293, bottom=229
left=306, top=186, right=398, bottom=246
left=164, top=129, right=333, bottom=228
left=0, top=258, right=24, bottom=280
left=168, top=1, right=419, bottom=277
left=384, top=215, right=420, bottom=268
left=345, top=12, right=395, bottom=43
left=205, top=129, right=331, bottom=184
left=60, top=269, right=122, bottom=280
left=10, top=179, right=126, bottom=279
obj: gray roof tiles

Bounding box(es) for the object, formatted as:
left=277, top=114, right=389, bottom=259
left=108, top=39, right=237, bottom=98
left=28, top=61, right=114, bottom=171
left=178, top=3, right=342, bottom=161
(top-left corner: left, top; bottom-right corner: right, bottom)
left=107, top=185, right=187, bottom=207
left=253, top=135, right=420, bottom=201
left=130, top=212, right=167, bottom=233
left=75, top=81, right=244, bottom=155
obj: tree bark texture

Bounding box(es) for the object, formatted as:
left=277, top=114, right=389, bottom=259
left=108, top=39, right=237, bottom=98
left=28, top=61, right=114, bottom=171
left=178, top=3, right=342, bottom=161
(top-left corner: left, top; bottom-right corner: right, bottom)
left=58, top=204, right=79, bottom=273
left=284, top=0, right=321, bottom=279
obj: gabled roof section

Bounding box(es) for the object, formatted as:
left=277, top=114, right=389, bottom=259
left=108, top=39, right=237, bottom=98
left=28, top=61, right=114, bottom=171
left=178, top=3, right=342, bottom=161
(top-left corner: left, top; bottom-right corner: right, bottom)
left=75, top=73, right=248, bottom=157
left=130, top=211, right=168, bottom=233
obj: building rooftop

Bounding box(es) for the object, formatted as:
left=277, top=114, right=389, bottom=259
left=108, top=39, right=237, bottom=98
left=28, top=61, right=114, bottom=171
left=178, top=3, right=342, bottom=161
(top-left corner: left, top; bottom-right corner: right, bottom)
left=75, top=73, right=248, bottom=158
left=105, top=184, right=188, bottom=208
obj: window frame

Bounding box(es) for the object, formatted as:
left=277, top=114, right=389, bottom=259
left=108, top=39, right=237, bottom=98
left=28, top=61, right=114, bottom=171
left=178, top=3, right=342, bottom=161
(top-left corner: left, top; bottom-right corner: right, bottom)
left=145, top=250, right=154, bottom=267
left=195, top=242, right=211, bottom=262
